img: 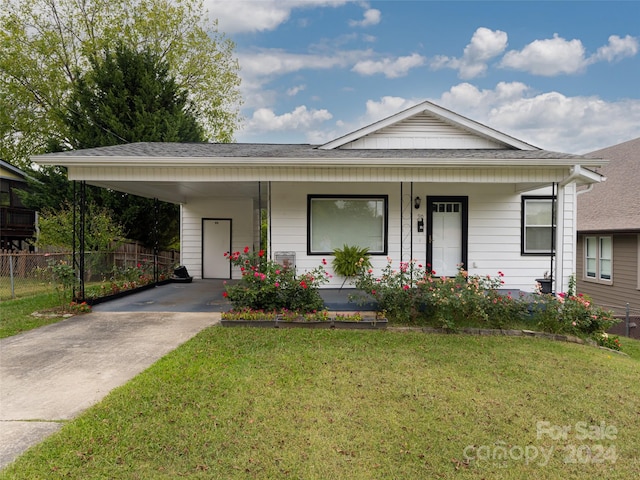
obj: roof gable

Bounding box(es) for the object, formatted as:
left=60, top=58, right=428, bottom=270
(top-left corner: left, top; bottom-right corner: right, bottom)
left=1, top=159, right=29, bottom=182
left=320, top=100, right=539, bottom=151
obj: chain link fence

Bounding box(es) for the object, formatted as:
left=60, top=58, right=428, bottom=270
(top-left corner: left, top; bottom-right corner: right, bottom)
left=1, top=245, right=180, bottom=302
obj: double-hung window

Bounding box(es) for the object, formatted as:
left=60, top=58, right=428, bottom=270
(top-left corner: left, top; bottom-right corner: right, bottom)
left=522, top=196, right=556, bottom=255
left=308, top=195, right=388, bottom=255
left=585, top=236, right=612, bottom=283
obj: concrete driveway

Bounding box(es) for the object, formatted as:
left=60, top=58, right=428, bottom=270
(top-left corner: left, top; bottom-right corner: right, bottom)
left=0, top=279, right=365, bottom=469
left=0, top=280, right=222, bottom=470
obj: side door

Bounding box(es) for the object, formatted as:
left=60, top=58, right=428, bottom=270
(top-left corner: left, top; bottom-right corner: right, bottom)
left=426, top=197, right=468, bottom=277
left=202, top=218, right=232, bottom=279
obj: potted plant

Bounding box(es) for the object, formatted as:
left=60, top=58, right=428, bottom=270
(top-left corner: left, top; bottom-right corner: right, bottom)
left=331, top=245, right=372, bottom=289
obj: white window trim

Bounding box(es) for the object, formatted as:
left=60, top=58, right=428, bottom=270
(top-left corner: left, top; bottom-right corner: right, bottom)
left=583, top=235, right=613, bottom=285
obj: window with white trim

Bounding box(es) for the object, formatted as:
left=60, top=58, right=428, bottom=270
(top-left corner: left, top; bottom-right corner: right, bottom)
left=308, top=195, right=387, bottom=255
left=522, top=196, right=556, bottom=255
left=584, top=235, right=612, bottom=283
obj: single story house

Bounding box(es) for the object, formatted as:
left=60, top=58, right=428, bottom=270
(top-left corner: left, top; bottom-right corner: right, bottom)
left=577, top=137, right=639, bottom=335
left=34, top=100, right=606, bottom=294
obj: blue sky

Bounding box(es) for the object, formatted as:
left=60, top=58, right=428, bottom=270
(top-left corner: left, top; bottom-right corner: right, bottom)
left=207, top=1, right=640, bottom=153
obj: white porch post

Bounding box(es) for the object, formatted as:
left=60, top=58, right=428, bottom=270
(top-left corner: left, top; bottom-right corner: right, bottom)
left=555, top=183, right=566, bottom=295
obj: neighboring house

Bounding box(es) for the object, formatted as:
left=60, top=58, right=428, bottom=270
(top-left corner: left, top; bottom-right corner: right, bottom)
left=0, top=159, right=37, bottom=251
left=34, top=101, right=605, bottom=294
left=577, top=137, right=640, bottom=335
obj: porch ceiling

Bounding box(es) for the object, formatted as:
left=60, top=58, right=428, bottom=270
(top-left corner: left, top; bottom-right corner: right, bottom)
left=87, top=180, right=261, bottom=204
left=86, top=178, right=562, bottom=204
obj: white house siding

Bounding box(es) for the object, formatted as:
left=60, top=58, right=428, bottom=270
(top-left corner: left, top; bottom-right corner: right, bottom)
left=268, top=181, right=567, bottom=292
left=181, top=197, right=254, bottom=279
left=339, top=112, right=507, bottom=150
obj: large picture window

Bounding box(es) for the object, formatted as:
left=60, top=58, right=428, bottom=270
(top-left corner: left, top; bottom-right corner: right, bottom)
left=585, top=235, right=612, bottom=283
left=521, top=196, right=556, bottom=255
left=308, top=195, right=388, bottom=254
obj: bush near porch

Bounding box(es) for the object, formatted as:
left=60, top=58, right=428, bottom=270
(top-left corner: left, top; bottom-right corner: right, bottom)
left=351, top=259, right=619, bottom=348
left=223, top=247, right=331, bottom=313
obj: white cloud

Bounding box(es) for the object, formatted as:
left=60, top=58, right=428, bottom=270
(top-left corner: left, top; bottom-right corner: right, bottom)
left=435, top=82, right=640, bottom=153
left=591, top=34, right=639, bottom=62
left=349, top=8, right=381, bottom=27
left=238, top=48, right=370, bottom=78
left=431, top=27, right=508, bottom=79
left=287, top=84, right=306, bottom=96
left=236, top=47, right=373, bottom=110
left=352, top=53, right=426, bottom=78
left=500, top=33, right=638, bottom=76
left=204, top=0, right=349, bottom=34
left=500, top=34, right=588, bottom=76
left=247, top=105, right=333, bottom=132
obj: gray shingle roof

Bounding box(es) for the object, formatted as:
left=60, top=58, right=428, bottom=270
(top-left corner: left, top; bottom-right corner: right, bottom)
left=578, top=137, right=640, bottom=232
left=40, top=142, right=589, bottom=160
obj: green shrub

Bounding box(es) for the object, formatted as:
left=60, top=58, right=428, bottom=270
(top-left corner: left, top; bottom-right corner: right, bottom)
left=353, top=258, right=427, bottom=324
left=224, top=247, right=330, bottom=313
left=354, top=259, right=615, bottom=343
left=530, top=292, right=618, bottom=336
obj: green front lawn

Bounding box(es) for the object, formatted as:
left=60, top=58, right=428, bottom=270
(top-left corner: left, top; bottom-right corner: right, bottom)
left=0, top=292, right=68, bottom=338
left=4, top=328, right=639, bottom=479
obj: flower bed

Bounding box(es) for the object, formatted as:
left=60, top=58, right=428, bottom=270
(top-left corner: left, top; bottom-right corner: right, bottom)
left=351, top=259, right=620, bottom=349
left=220, top=309, right=387, bottom=330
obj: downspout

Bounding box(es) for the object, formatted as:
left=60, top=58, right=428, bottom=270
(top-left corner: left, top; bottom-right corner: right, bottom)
left=555, top=165, right=586, bottom=295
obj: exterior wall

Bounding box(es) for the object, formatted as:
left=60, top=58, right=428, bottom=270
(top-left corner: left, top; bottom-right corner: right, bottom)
left=270, top=182, right=563, bottom=292
left=577, top=233, right=640, bottom=317
left=339, top=112, right=507, bottom=149
left=181, top=197, right=254, bottom=279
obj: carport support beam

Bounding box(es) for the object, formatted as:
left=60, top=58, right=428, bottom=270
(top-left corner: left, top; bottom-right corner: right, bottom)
left=154, top=198, right=159, bottom=283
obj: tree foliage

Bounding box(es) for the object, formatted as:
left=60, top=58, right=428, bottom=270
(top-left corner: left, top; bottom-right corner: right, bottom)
left=0, top=0, right=242, bottom=168
left=36, top=202, right=124, bottom=252
left=64, top=43, right=206, bottom=148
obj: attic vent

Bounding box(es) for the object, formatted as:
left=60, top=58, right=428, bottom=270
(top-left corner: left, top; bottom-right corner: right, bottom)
left=274, top=251, right=296, bottom=270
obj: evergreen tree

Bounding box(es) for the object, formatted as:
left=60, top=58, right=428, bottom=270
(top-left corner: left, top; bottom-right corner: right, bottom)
left=64, top=44, right=205, bottom=148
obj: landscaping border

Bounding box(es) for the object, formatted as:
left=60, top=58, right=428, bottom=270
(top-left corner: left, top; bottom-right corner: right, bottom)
left=389, top=326, right=628, bottom=355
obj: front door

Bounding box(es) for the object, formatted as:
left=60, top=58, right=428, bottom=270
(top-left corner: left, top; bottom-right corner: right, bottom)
left=427, top=197, right=468, bottom=277
left=202, top=218, right=232, bottom=279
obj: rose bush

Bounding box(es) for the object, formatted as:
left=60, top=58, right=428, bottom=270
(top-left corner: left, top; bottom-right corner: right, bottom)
left=223, top=247, right=331, bottom=313
left=353, top=258, right=617, bottom=344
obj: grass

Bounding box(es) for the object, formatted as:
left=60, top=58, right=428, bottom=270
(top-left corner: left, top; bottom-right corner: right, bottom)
left=3, top=327, right=639, bottom=479
left=0, top=292, right=68, bottom=338
left=0, top=276, right=52, bottom=301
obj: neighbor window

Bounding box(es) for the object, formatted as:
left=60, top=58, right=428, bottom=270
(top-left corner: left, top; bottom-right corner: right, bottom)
left=308, top=195, right=387, bottom=254
left=585, top=236, right=612, bottom=283
left=522, top=196, right=556, bottom=255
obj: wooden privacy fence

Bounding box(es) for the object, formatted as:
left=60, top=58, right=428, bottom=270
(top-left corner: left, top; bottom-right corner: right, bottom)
left=0, top=244, right=179, bottom=300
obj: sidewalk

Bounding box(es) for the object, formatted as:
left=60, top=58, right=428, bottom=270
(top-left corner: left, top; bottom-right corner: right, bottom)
left=0, top=310, right=217, bottom=469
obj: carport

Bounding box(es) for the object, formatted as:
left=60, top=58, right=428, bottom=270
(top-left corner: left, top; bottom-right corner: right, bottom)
left=91, top=278, right=371, bottom=313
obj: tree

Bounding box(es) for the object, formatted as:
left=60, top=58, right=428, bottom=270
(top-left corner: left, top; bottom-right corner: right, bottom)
left=59, top=44, right=207, bottom=248
left=64, top=43, right=206, bottom=147
left=0, top=0, right=241, bottom=169
left=36, top=202, right=124, bottom=252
